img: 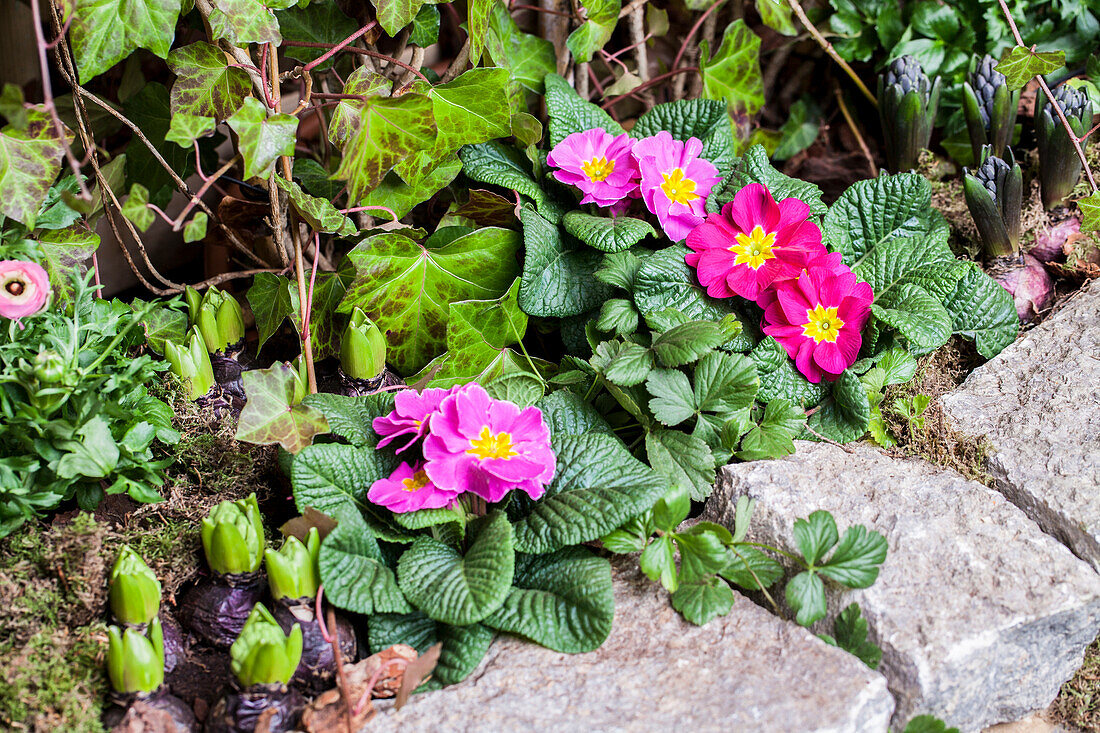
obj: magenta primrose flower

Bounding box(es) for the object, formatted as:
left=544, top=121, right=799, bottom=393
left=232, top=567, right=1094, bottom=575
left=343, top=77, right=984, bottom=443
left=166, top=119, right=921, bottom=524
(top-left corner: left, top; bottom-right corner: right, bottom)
left=373, top=387, right=455, bottom=453
left=633, top=131, right=721, bottom=242
left=0, top=260, right=50, bottom=324
left=762, top=265, right=874, bottom=383
left=685, top=183, right=825, bottom=302
left=368, top=461, right=460, bottom=513
left=547, top=129, right=640, bottom=207
left=423, top=383, right=555, bottom=503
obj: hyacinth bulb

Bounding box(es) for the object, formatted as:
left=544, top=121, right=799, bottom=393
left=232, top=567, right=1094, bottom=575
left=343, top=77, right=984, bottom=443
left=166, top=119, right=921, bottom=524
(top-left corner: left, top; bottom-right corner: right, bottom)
left=339, top=307, right=386, bottom=380
left=1036, top=84, right=1093, bottom=209
left=109, top=545, right=162, bottom=625
left=264, top=528, right=320, bottom=602
left=877, top=55, right=942, bottom=172
left=962, top=55, right=1020, bottom=162
left=164, top=327, right=215, bottom=400
left=107, top=618, right=165, bottom=695
left=201, top=493, right=265, bottom=576
left=963, top=147, right=1023, bottom=259
left=230, top=603, right=303, bottom=688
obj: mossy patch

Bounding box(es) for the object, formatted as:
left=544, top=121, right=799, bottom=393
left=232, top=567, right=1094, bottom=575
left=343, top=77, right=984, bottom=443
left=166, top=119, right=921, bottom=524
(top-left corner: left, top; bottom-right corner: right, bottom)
left=1051, top=634, right=1100, bottom=732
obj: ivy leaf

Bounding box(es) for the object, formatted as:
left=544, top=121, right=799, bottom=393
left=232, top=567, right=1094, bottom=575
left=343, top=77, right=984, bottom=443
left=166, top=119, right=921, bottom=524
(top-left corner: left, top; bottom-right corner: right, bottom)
left=459, top=142, right=562, bottom=223
left=137, top=301, right=186, bottom=354
left=246, top=273, right=294, bottom=354
left=699, top=20, right=764, bottom=116
left=409, top=5, right=440, bottom=46
left=756, top=0, right=796, bottom=35
left=124, top=83, right=198, bottom=207
left=360, top=156, right=463, bottom=220
left=0, top=84, right=28, bottom=130
left=562, top=212, right=656, bottom=253
left=121, top=184, right=154, bottom=232
left=0, top=107, right=70, bottom=227
left=165, top=113, right=215, bottom=148
left=374, top=0, right=427, bottom=35
left=398, top=511, right=515, bottom=626
left=367, top=612, right=494, bottom=685
left=273, top=175, right=357, bottom=236
left=334, top=93, right=437, bottom=201
left=510, top=433, right=666, bottom=554
left=288, top=270, right=349, bottom=360
left=167, top=42, right=250, bottom=120
left=735, top=397, right=805, bottom=461
left=69, top=0, right=182, bottom=83
left=299, top=392, right=395, bottom=448
left=805, top=370, right=870, bottom=444
left=871, top=283, right=953, bottom=353
left=670, top=576, right=735, bottom=626
left=786, top=570, right=827, bottom=626
left=328, top=68, right=393, bottom=147
left=565, top=0, right=622, bottom=63
left=319, top=511, right=411, bottom=615
left=824, top=603, right=882, bottom=669
left=543, top=73, right=626, bottom=147
left=235, top=364, right=330, bottom=453
left=466, top=0, right=494, bottom=64
left=35, top=226, right=100, bottom=305
left=630, top=99, right=736, bottom=179
left=227, top=98, right=298, bottom=180
left=995, top=46, right=1065, bottom=91
left=645, top=428, right=716, bottom=501
left=518, top=206, right=612, bottom=318
left=183, top=212, right=208, bottom=243
left=485, top=3, right=556, bottom=94
left=340, top=227, right=521, bottom=375
left=208, top=0, right=282, bottom=45
left=1080, top=190, right=1100, bottom=233
left=483, top=547, right=614, bottom=653
left=277, top=3, right=358, bottom=70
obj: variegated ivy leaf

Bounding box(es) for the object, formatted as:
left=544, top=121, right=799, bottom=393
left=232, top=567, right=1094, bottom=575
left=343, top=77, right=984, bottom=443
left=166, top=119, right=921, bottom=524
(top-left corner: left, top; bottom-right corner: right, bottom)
left=565, top=0, right=621, bottom=63
left=227, top=98, right=298, bottom=180
left=208, top=0, right=282, bottom=46
left=1078, top=190, right=1100, bottom=233
left=165, top=113, right=215, bottom=148
left=236, top=363, right=329, bottom=453
left=167, top=42, right=251, bottom=121
left=995, top=46, right=1065, bottom=92
left=121, top=183, right=155, bottom=232
left=467, top=0, right=494, bottom=64
left=0, top=83, right=28, bottom=131
left=699, top=19, right=764, bottom=116
left=273, top=175, right=357, bottom=236
left=0, top=107, right=70, bottom=227
left=328, top=68, right=392, bottom=148
left=183, top=212, right=208, bottom=243
left=375, top=0, right=428, bottom=36
left=69, top=0, right=183, bottom=83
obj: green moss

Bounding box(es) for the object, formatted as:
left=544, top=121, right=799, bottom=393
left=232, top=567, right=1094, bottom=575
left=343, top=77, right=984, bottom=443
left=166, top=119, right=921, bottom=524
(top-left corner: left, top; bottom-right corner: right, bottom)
left=1051, top=635, right=1100, bottom=731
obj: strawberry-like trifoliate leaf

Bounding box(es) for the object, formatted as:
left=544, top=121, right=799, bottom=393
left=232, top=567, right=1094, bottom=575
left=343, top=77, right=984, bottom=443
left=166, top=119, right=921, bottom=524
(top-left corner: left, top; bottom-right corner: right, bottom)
left=227, top=98, right=298, bottom=180
left=167, top=42, right=251, bottom=120
left=69, top=0, right=183, bottom=83
left=0, top=107, right=70, bottom=227
left=236, top=364, right=329, bottom=453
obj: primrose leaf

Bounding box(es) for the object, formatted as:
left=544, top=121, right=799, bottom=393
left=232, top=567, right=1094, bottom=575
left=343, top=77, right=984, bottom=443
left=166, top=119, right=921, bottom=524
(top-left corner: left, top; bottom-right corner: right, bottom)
left=274, top=176, right=357, bottom=236
left=341, top=227, right=520, bottom=375
left=167, top=42, right=250, bottom=120
left=518, top=206, right=612, bottom=318
left=165, top=113, right=215, bottom=148
left=805, top=370, right=870, bottom=444
left=786, top=570, right=827, bottom=626
left=932, top=261, right=1018, bottom=358
left=699, top=20, right=764, bottom=116
left=69, top=0, right=182, bottom=83
left=995, top=46, right=1065, bottom=91
left=670, top=576, right=735, bottom=626
left=460, top=142, right=563, bottom=222
left=483, top=547, right=614, bottom=653
left=398, top=511, right=516, bottom=626
left=735, top=397, right=805, bottom=461
left=721, top=545, right=784, bottom=590
left=0, top=107, right=70, bottom=227
left=793, top=510, right=839, bottom=566
left=290, top=443, right=400, bottom=525
left=749, top=337, right=827, bottom=407
left=333, top=93, right=437, bottom=201
left=276, top=3, right=358, bottom=70
left=645, top=428, right=716, bottom=501
left=563, top=212, right=656, bottom=253
left=183, top=212, right=208, bottom=243
left=319, top=511, right=411, bottom=615
left=543, top=73, right=626, bottom=147
left=368, top=612, right=494, bottom=686
left=827, top=603, right=882, bottom=669
left=566, top=0, right=622, bottom=63
left=535, top=389, right=615, bottom=439
left=207, top=0, right=281, bottom=45
left=819, top=525, right=888, bottom=588
left=640, top=535, right=678, bottom=592
left=710, top=144, right=826, bottom=217
left=235, top=364, right=330, bottom=453
left=510, top=433, right=667, bottom=554
left=631, top=98, right=736, bottom=178
left=871, top=282, right=953, bottom=352
left=485, top=3, right=556, bottom=94
left=299, top=392, right=396, bottom=448
left=227, top=98, right=298, bottom=180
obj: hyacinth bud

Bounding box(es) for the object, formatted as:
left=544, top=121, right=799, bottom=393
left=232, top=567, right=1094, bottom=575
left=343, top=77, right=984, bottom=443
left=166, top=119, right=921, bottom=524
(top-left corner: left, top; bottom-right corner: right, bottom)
left=164, top=327, right=215, bottom=400
left=230, top=603, right=303, bottom=688
left=1036, top=84, right=1094, bottom=209
left=877, top=55, right=942, bottom=172
left=290, top=354, right=308, bottom=405
left=184, top=285, right=203, bottom=324
left=962, top=55, right=1020, bottom=163
left=195, top=287, right=245, bottom=354
left=963, top=147, right=1023, bottom=260
left=264, top=528, right=320, bottom=602
left=107, top=617, right=165, bottom=694
left=201, top=493, right=265, bottom=576
left=109, top=545, right=162, bottom=625
left=339, top=307, right=386, bottom=380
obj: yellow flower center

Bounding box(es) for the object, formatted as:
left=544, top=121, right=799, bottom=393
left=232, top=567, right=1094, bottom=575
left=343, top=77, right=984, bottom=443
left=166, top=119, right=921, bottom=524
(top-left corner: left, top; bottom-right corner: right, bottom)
left=729, top=226, right=778, bottom=269
left=401, top=469, right=431, bottom=492
left=802, top=304, right=845, bottom=344
left=581, top=156, right=615, bottom=182
left=660, top=168, right=698, bottom=205
left=466, top=426, right=518, bottom=461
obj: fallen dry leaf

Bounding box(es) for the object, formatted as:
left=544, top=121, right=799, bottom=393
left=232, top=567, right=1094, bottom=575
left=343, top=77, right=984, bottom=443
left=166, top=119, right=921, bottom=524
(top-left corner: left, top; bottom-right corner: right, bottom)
left=395, top=642, right=441, bottom=710
left=300, top=644, right=419, bottom=733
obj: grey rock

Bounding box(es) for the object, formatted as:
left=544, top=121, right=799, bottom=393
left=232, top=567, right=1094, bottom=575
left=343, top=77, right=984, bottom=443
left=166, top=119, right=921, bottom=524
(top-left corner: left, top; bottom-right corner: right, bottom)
left=367, top=559, right=893, bottom=733
left=706, top=442, right=1100, bottom=732
left=941, top=281, right=1100, bottom=571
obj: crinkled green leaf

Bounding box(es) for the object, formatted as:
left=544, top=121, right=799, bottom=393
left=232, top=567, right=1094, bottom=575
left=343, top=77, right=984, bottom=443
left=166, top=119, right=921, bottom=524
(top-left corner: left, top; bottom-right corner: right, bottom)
left=333, top=93, right=436, bottom=201
left=459, top=142, right=562, bottom=222
left=227, top=98, right=298, bottom=180
left=652, top=321, right=725, bottom=367
left=995, top=46, right=1065, bottom=91
left=933, top=260, right=1018, bottom=358
left=320, top=511, right=410, bottom=615
left=299, top=392, right=395, bottom=448
left=710, top=144, right=826, bottom=216
left=235, top=364, right=329, bottom=453
left=208, top=0, right=281, bottom=45
left=0, top=107, right=70, bottom=227
left=565, top=0, right=621, bottom=63
left=368, top=612, right=494, bottom=685
left=699, top=20, right=764, bottom=116
left=749, top=337, right=827, bottom=407
left=871, top=282, right=952, bottom=352
left=630, top=99, right=735, bottom=178
left=536, top=389, right=615, bottom=439
left=543, top=73, right=626, bottom=147
left=694, top=350, right=758, bottom=413
left=562, top=212, right=656, bottom=253
left=274, top=175, right=357, bottom=236
left=518, top=206, right=611, bottom=318
left=805, top=370, right=870, bottom=444
left=69, top=0, right=182, bottom=83
left=167, top=42, right=250, bottom=120
left=277, top=3, right=358, bottom=70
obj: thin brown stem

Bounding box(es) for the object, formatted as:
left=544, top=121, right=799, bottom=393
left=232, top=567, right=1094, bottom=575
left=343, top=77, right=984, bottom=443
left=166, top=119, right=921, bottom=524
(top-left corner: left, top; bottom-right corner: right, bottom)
left=601, top=67, right=699, bottom=109
left=786, top=0, right=877, bottom=107
left=327, top=606, right=355, bottom=733
left=170, top=155, right=239, bottom=229
left=280, top=41, right=431, bottom=84
left=510, top=2, right=573, bottom=16
left=835, top=88, right=877, bottom=177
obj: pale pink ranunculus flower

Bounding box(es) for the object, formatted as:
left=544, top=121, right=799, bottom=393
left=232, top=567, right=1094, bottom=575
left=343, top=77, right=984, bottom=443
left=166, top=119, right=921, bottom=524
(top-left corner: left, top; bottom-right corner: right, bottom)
left=633, top=131, right=721, bottom=242
left=0, top=260, right=50, bottom=324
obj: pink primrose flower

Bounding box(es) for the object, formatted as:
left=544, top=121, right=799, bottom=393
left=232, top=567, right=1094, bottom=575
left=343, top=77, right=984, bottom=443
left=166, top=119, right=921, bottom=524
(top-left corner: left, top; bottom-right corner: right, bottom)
left=367, top=461, right=461, bottom=513
left=547, top=129, right=641, bottom=207
left=373, top=386, right=463, bottom=453
left=0, top=260, right=50, bottom=324
left=685, top=183, right=826, bottom=302
left=423, top=383, right=556, bottom=503
left=633, top=131, right=721, bottom=242
left=761, top=265, right=874, bottom=383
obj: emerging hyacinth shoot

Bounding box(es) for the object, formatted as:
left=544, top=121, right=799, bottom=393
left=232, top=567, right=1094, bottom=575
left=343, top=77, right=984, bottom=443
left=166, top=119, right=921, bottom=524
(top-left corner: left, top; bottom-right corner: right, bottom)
left=107, top=618, right=165, bottom=695
left=164, top=327, right=215, bottom=401
left=1036, top=84, right=1093, bottom=209
left=964, top=148, right=1024, bottom=259
left=230, top=604, right=303, bottom=688
left=186, top=285, right=245, bottom=355
left=963, top=55, right=1020, bottom=163
left=201, top=493, right=265, bottom=576
left=878, top=55, right=942, bottom=172
left=264, top=528, right=321, bottom=603
left=109, top=545, right=162, bottom=626
left=339, top=307, right=386, bottom=381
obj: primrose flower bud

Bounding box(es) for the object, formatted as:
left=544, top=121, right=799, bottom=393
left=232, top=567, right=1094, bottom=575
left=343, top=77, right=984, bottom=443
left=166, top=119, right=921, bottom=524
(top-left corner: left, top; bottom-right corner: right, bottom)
left=1036, top=84, right=1094, bottom=209
left=195, top=287, right=245, bottom=354
left=877, top=55, right=941, bottom=172
left=963, top=147, right=1023, bottom=259
left=201, top=493, right=265, bottom=576
left=264, top=528, right=320, bottom=602
left=109, top=545, right=162, bottom=625
left=107, top=617, right=165, bottom=695
left=962, top=54, right=1020, bottom=163
left=164, top=327, right=215, bottom=400
left=230, top=603, right=303, bottom=688
left=340, top=307, right=386, bottom=380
